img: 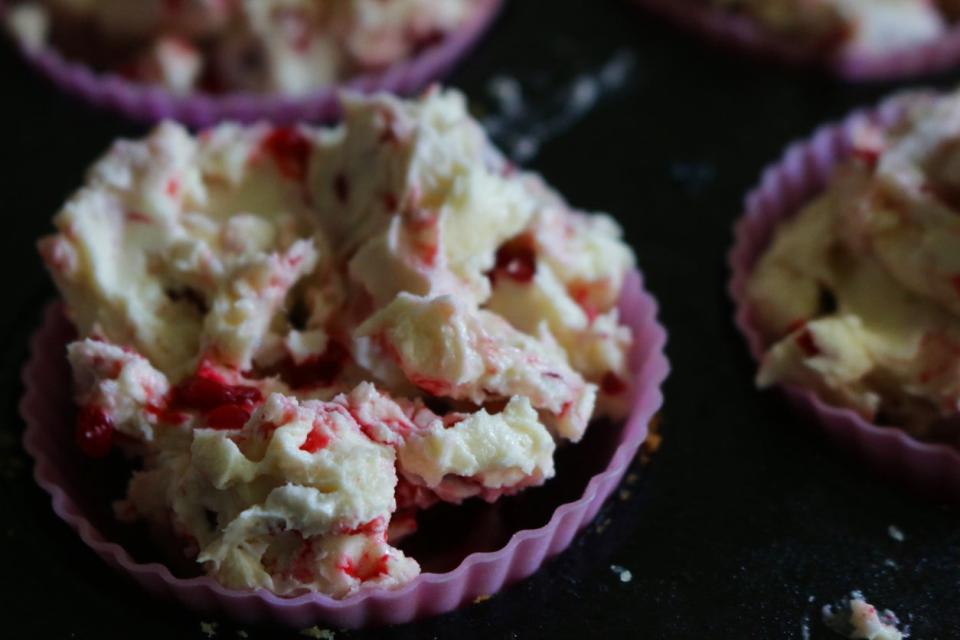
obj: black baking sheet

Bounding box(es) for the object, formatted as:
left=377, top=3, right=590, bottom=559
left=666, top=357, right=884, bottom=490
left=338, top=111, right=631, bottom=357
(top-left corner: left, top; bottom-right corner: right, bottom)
left=3, top=1, right=959, bottom=638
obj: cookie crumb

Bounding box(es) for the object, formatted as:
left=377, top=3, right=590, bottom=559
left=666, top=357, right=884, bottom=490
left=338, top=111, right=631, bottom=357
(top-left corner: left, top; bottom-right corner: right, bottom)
left=618, top=489, right=632, bottom=501
left=887, top=525, right=905, bottom=542
left=595, top=518, right=612, bottom=534
left=640, top=415, right=663, bottom=464
left=625, top=472, right=639, bottom=485
left=300, top=627, right=335, bottom=640
left=473, top=594, right=492, bottom=604
left=610, top=564, right=632, bottom=583
left=200, top=622, right=218, bottom=638
left=822, top=592, right=905, bottom=639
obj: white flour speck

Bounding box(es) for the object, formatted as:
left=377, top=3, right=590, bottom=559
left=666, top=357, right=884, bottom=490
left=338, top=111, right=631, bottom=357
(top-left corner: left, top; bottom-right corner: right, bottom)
left=610, top=564, right=633, bottom=583
left=482, top=49, right=637, bottom=163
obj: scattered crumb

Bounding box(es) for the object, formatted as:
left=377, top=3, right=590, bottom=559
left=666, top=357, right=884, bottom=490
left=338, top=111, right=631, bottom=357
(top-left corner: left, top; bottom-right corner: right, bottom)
left=801, top=616, right=811, bottom=640
left=883, top=559, right=899, bottom=569
left=481, top=49, right=636, bottom=163
left=595, top=518, right=612, bottom=534
left=236, top=631, right=248, bottom=639
left=610, top=565, right=632, bottom=583
left=625, top=472, right=639, bottom=485
left=640, top=414, right=663, bottom=465
left=887, top=525, right=905, bottom=542
left=809, top=595, right=816, bottom=603
left=473, top=594, right=492, bottom=604
left=618, top=489, right=632, bottom=501
left=200, top=621, right=218, bottom=638
left=822, top=592, right=905, bottom=640
left=300, top=627, right=335, bottom=640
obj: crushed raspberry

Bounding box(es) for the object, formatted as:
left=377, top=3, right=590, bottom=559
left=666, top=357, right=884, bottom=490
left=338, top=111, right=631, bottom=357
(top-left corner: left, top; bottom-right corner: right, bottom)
left=340, top=517, right=385, bottom=537
left=145, top=403, right=188, bottom=425
left=411, top=29, right=446, bottom=53
left=382, top=192, right=398, bottom=211
left=170, top=367, right=262, bottom=413
left=403, top=206, right=438, bottom=231
left=288, top=536, right=315, bottom=584
left=260, top=127, right=311, bottom=181
left=600, top=372, right=627, bottom=395
left=784, top=318, right=808, bottom=336
left=334, top=173, right=350, bottom=204
left=339, top=553, right=390, bottom=581
left=76, top=405, right=115, bottom=458
left=125, top=212, right=152, bottom=224
left=165, top=177, right=180, bottom=197
left=490, top=235, right=537, bottom=284
left=162, top=0, right=185, bottom=14
left=852, top=146, right=881, bottom=169
left=415, top=239, right=439, bottom=267
left=568, top=283, right=599, bottom=323
left=276, top=341, right=350, bottom=390
left=376, top=105, right=402, bottom=145
left=205, top=404, right=251, bottom=430
left=409, top=374, right=449, bottom=396
left=299, top=427, right=331, bottom=453
left=794, top=329, right=820, bottom=357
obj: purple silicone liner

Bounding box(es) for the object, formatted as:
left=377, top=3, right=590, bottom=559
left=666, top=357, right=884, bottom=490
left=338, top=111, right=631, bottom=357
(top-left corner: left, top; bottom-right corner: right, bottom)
left=20, top=269, right=669, bottom=628
left=633, top=0, right=960, bottom=82
left=2, top=0, right=502, bottom=126
left=728, top=90, right=960, bottom=502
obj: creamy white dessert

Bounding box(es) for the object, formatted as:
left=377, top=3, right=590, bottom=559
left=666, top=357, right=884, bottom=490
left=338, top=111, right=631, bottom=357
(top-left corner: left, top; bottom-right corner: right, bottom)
left=708, top=0, right=951, bottom=56
left=823, top=593, right=905, bottom=640
left=5, top=0, right=480, bottom=95
left=747, top=90, right=960, bottom=441
left=40, top=88, right=637, bottom=598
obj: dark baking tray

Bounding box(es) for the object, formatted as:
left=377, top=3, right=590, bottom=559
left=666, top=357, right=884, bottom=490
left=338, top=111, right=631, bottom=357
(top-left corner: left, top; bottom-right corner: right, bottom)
left=2, top=1, right=959, bottom=638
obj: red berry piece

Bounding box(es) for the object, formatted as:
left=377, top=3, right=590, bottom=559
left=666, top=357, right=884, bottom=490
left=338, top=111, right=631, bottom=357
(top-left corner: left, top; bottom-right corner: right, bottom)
left=205, top=404, right=251, bottom=430
left=491, top=235, right=537, bottom=284
left=260, top=127, right=311, bottom=181
left=75, top=405, right=115, bottom=458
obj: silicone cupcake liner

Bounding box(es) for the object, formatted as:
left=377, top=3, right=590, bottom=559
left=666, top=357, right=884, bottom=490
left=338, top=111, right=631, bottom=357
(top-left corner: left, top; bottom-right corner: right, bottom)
left=632, top=0, right=960, bottom=82
left=728, top=90, right=960, bottom=502
left=2, top=0, right=502, bottom=126
left=20, top=269, right=669, bottom=628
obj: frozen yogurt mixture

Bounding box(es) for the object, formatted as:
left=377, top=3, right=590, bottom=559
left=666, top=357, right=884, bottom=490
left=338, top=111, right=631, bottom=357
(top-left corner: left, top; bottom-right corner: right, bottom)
left=6, top=0, right=480, bottom=95
left=39, top=88, right=637, bottom=597
left=749, top=90, right=960, bottom=442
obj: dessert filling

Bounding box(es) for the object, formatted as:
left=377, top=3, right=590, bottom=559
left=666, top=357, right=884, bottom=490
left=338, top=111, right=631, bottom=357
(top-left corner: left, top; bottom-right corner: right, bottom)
left=748, top=90, right=960, bottom=443
left=5, top=0, right=481, bottom=95
left=40, top=88, right=637, bottom=597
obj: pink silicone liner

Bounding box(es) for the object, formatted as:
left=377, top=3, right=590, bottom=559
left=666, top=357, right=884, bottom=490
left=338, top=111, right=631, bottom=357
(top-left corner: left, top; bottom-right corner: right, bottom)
left=20, top=269, right=669, bottom=628
left=2, top=0, right=502, bottom=126
left=728, top=90, right=960, bottom=501
left=633, top=0, right=960, bottom=82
